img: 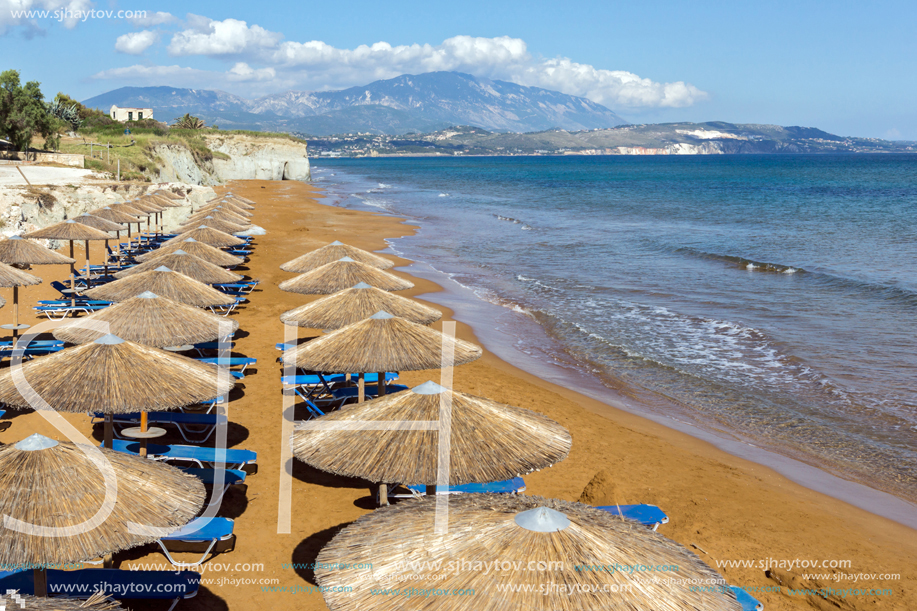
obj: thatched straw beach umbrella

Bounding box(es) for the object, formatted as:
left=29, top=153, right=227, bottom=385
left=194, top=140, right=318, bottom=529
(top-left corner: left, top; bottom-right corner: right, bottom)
left=177, top=216, right=249, bottom=235
left=75, top=214, right=125, bottom=279
left=0, top=235, right=75, bottom=266
left=283, top=311, right=481, bottom=401
left=185, top=208, right=251, bottom=226
left=83, top=267, right=236, bottom=308
left=53, top=292, right=238, bottom=347
left=0, top=592, right=123, bottom=609
left=160, top=226, right=246, bottom=249
left=292, top=381, right=571, bottom=488
left=0, top=261, right=41, bottom=340
left=113, top=250, right=243, bottom=285
left=315, top=494, right=742, bottom=611
left=218, top=192, right=255, bottom=206
left=136, top=238, right=245, bottom=267
left=0, top=334, right=234, bottom=447
left=281, top=241, right=394, bottom=272
left=281, top=282, right=440, bottom=330
left=198, top=202, right=253, bottom=218
left=0, top=236, right=75, bottom=340
left=0, top=433, right=204, bottom=596
left=25, top=220, right=113, bottom=294
left=279, top=258, right=412, bottom=295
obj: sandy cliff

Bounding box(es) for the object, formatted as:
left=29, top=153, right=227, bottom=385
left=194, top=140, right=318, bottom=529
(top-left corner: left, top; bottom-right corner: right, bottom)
left=155, top=134, right=311, bottom=185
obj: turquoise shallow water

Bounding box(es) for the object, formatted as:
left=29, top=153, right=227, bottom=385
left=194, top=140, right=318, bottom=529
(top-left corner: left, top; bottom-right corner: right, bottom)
left=311, top=154, right=917, bottom=502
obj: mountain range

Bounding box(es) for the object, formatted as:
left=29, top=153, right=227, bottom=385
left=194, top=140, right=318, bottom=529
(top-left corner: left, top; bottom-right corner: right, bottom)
left=81, top=72, right=627, bottom=136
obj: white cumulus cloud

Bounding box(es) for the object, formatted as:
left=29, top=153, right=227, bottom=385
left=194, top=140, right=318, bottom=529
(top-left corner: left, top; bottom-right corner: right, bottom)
left=127, top=10, right=175, bottom=27
left=115, top=29, right=157, bottom=54
left=168, top=17, right=283, bottom=56
left=97, top=19, right=707, bottom=109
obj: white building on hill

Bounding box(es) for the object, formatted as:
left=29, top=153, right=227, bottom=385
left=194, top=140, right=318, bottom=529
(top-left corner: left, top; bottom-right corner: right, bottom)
left=109, top=105, right=153, bottom=122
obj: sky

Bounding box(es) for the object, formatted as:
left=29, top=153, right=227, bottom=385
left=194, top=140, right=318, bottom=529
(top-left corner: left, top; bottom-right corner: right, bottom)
left=1, top=0, right=915, bottom=139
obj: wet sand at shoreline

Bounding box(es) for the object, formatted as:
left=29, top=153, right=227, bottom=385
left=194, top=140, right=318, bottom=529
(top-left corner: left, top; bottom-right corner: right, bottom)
left=0, top=179, right=914, bottom=611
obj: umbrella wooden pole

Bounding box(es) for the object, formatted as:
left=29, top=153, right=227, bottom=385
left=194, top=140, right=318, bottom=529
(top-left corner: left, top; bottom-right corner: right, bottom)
left=358, top=372, right=365, bottom=403
left=12, top=285, right=19, bottom=342
left=84, top=240, right=91, bottom=289
left=378, top=483, right=389, bottom=507
left=104, top=414, right=113, bottom=449
left=34, top=567, right=47, bottom=597
left=377, top=372, right=386, bottom=397
left=139, top=411, right=149, bottom=457
left=69, top=241, right=75, bottom=308
left=103, top=239, right=109, bottom=279
left=426, top=485, right=437, bottom=496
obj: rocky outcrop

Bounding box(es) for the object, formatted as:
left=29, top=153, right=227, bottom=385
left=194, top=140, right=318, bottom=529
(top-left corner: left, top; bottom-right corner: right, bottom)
left=0, top=182, right=215, bottom=239
left=153, top=134, right=311, bottom=185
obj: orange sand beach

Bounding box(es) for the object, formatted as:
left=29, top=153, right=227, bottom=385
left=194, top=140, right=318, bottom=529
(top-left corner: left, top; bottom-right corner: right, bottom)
left=0, top=179, right=914, bottom=611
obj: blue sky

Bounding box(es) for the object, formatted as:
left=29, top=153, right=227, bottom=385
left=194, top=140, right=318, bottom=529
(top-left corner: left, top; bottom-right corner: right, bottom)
left=2, top=0, right=915, bottom=139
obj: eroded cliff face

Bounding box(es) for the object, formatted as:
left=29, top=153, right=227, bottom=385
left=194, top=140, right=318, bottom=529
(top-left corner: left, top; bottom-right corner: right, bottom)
left=154, top=134, right=311, bottom=185
left=0, top=182, right=215, bottom=240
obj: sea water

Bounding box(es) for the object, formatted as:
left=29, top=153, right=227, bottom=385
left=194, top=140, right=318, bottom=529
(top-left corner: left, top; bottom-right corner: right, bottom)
left=311, top=154, right=917, bottom=504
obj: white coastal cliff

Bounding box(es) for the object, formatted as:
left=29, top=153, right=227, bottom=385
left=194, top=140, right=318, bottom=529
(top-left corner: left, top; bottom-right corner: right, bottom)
left=156, top=134, right=311, bottom=185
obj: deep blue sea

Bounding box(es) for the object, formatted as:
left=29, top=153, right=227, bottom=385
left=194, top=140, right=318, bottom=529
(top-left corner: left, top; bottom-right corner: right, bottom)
left=311, top=154, right=917, bottom=503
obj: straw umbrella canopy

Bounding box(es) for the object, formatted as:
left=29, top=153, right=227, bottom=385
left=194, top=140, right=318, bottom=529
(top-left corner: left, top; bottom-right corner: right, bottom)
left=281, top=282, right=441, bottom=329
left=0, top=238, right=68, bottom=339
left=0, top=335, right=234, bottom=414
left=177, top=216, right=249, bottom=235
left=315, top=494, right=741, bottom=611
left=73, top=213, right=124, bottom=234
left=283, top=311, right=481, bottom=372
left=90, top=206, right=143, bottom=224
left=185, top=208, right=251, bottom=225
left=83, top=267, right=236, bottom=308
left=283, top=311, right=481, bottom=402
left=25, top=220, right=114, bottom=292
left=219, top=192, right=256, bottom=206
left=0, top=433, right=204, bottom=596
left=0, top=236, right=74, bottom=266
left=197, top=202, right=253, bottom=217
left=279, top=258, right=412, bottom=295
left=113, top=251, right=243, bottom=285
left=204, top=197, right=255, bottom=212
left=53, top=292, right=238, bottom=347
left=160, top=226, right=246, bottom=249
left=281, top=241, right=394, bottom=272
left=292, top=381, right=571, bottom=486
left=0, top=261, right=40, bottom=339
left=106, top=203, right=145, bottom=239
left=152, top=189, right=183, bottom=200
left=0, top=592, right=123, bottom=609
left=135, top=238, right=245, bottom=267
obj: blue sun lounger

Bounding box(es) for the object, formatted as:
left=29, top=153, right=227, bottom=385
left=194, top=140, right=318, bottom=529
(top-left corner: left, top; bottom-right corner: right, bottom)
left=158, top=517, right=236, bottom=567
left=95, top=412, right=228, bottom=443
left=386, top=478, right=526, bottom=504
left=730, top=586, right=764, bottom=611
left=195, top=356, right=256, bottom=373
left=109, top=439, right=258, bottom=473
left=0, top=568, right=199, bottom=611
left=332, top=384, right=409, bottom=402
left=180, top=467, right=246, bottom=504
left=598, top=504, right=670, bottom=531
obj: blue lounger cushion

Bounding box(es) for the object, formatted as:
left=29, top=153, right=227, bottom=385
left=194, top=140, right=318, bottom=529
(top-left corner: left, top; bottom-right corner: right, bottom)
left=281, top=372, right=399, bottom=385
left=163, top=516, right=234, bottom=543
left=0, top=568, right=200, bottom=601
left=407, top=477, right=526, bottom=495
left=597, top=504, right=670, bottom=529
left=99, top=412, right=228, bottom=426
left=730, top=586, right=764, bottom=611
left=179, top=467, right=246, bottom=486
left=195, top=357, right=256, bottom=368
left=109, top=439, right=257, bottom=473
left=332, top=384, right=409, bottom=399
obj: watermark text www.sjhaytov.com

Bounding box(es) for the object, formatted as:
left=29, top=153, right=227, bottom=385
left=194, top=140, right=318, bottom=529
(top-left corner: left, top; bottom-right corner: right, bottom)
left=9, top=8, right=147, bottom=22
